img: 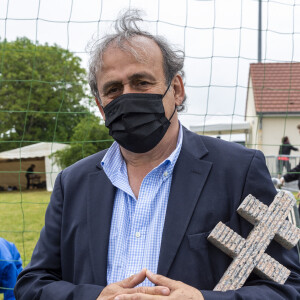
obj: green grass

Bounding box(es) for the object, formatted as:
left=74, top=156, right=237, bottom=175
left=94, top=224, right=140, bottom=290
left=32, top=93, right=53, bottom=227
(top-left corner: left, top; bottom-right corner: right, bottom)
left=292, top=192, right=300, bottom=207
left=0, top=190, right=50, bottom=299
left=0, top=190, right=51, bottom=267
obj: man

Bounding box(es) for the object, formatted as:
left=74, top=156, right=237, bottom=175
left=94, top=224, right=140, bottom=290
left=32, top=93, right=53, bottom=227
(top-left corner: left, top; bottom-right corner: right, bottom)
left=277, top=136, right=298, bottom=175
left=15, top=10, right=300, bottom=300
left=0, top=238, right=23, bottom=300
left=281, top=164, right=300, bottom=199
left=25, top=164, right=35, bottom=190
left=280, top=124, right=300, bottom=201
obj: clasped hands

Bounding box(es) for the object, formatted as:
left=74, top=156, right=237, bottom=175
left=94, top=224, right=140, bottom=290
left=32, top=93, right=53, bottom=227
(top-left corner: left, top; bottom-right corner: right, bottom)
left=97, top=269, right=204, bottom=300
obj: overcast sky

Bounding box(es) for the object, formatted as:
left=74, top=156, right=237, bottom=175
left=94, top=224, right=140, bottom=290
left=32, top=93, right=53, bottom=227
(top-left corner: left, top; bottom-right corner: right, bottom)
left=1, top=0, right=300, bottom=139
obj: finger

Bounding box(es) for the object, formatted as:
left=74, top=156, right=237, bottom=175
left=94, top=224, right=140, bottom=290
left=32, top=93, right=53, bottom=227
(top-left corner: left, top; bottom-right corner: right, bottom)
left=146, top=270, right=178, bottom=289
left=118, top=269, right=147, bottom=288
left=115, top=293, right=165, bottom=300
left=133, top=285, right=170, bottom=296
left=120, top=285, right=170, bottom=296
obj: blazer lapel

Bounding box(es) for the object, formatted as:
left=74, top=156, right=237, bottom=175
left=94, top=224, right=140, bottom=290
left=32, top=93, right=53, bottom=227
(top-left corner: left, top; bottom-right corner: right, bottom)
left=158, top=128, right=212, bottom=276
left=87, top=164, right=115, bottom=286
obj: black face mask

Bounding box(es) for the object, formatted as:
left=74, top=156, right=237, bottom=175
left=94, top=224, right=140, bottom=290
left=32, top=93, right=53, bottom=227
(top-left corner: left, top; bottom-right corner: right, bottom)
left=103, top=85, right=176, bottom=153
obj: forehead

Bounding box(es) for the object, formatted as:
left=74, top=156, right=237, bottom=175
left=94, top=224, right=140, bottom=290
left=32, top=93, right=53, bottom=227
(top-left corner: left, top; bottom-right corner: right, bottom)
left=98, top=36, right=164, bottom=79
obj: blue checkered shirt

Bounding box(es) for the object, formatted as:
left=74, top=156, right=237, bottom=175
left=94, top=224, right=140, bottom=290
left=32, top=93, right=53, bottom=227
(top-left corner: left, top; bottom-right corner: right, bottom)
left=101, top=124, right=183, bottom=286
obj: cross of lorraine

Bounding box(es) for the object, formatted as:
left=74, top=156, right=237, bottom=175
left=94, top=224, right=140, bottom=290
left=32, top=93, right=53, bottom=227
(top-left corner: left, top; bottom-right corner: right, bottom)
left=208, top=191, right=300, bottom=291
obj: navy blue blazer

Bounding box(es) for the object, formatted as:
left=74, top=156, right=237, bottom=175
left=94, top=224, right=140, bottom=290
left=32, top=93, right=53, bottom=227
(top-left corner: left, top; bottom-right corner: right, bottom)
left=15, top=127, right=300, bottom=299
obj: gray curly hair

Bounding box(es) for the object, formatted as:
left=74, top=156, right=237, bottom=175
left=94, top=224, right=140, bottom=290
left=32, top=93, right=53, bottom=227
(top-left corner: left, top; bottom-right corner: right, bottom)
left=88, top=9, right=186, bottom=112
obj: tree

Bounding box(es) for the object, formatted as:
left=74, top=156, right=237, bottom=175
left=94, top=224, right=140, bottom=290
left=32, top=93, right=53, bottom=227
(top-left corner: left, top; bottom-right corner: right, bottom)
left=53, top=114, right=113, bottom=168
left=0, top=37, right=91, bottom=151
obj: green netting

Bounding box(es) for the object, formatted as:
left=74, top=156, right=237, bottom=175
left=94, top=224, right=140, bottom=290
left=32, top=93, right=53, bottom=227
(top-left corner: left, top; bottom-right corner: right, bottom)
left=0, top=0, right=300, bottom=296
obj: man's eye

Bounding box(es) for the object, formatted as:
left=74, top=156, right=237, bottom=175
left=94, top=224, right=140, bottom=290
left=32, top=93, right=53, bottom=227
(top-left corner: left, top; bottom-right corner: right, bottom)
left=138, top=81, right=150, bottom=86
left=106, top=87, right=120, bottom=95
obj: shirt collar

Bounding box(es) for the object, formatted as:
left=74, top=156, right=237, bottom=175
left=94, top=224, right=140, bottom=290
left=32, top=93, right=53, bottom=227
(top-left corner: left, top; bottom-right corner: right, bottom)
left=101, top=122, right=183, bottom=186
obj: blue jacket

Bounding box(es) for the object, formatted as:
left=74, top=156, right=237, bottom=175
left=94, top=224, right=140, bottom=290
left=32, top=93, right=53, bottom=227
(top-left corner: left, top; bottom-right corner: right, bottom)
left=15, top=127, right=300, bottom=299
left=0, top=238, right=22, bottom=300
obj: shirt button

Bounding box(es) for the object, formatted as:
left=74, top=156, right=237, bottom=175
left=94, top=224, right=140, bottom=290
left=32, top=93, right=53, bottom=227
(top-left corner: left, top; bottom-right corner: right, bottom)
left=135, top=232, right=141, bottom=238
left=163, top=171, right=168, bottom=177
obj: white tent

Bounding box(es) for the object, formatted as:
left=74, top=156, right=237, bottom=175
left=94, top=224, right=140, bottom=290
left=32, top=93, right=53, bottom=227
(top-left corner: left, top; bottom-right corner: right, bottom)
left=0, top=142, right=68, bottom=191
left=189, top=115, right=250, bottom=138
left=190, top=122, right=250, bottom=135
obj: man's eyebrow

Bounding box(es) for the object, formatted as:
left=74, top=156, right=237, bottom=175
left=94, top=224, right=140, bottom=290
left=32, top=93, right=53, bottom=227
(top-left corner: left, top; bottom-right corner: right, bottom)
left=128, top=72, right=156, bottom=82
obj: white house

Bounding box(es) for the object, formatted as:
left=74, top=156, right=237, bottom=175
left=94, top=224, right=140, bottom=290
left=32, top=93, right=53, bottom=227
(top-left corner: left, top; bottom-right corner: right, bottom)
left=245, top=62, right=300, bottom=156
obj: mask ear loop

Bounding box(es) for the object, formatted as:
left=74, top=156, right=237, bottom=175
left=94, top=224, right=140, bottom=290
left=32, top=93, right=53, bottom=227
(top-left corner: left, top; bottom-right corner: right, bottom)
left=162, top=81, right=172, bottom=98
left=162, top=81, right=177, bottom=122
left=168, top=106, right=177, bottom=121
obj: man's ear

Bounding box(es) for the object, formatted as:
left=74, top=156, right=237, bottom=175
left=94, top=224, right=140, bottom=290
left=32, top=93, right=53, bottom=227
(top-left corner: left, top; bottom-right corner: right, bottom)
left=172, top=74, right=185, bottom=106
left=95, top=97, right=105, bottom=120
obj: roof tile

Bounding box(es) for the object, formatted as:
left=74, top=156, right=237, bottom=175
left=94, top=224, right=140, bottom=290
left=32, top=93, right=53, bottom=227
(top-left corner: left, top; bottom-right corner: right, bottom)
left=250, top=63, right=300, bottom=113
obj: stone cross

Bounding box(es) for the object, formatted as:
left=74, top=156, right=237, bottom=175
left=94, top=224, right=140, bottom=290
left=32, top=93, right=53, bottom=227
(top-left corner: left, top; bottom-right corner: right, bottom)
left=207, top=191, right=300, bottom=291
